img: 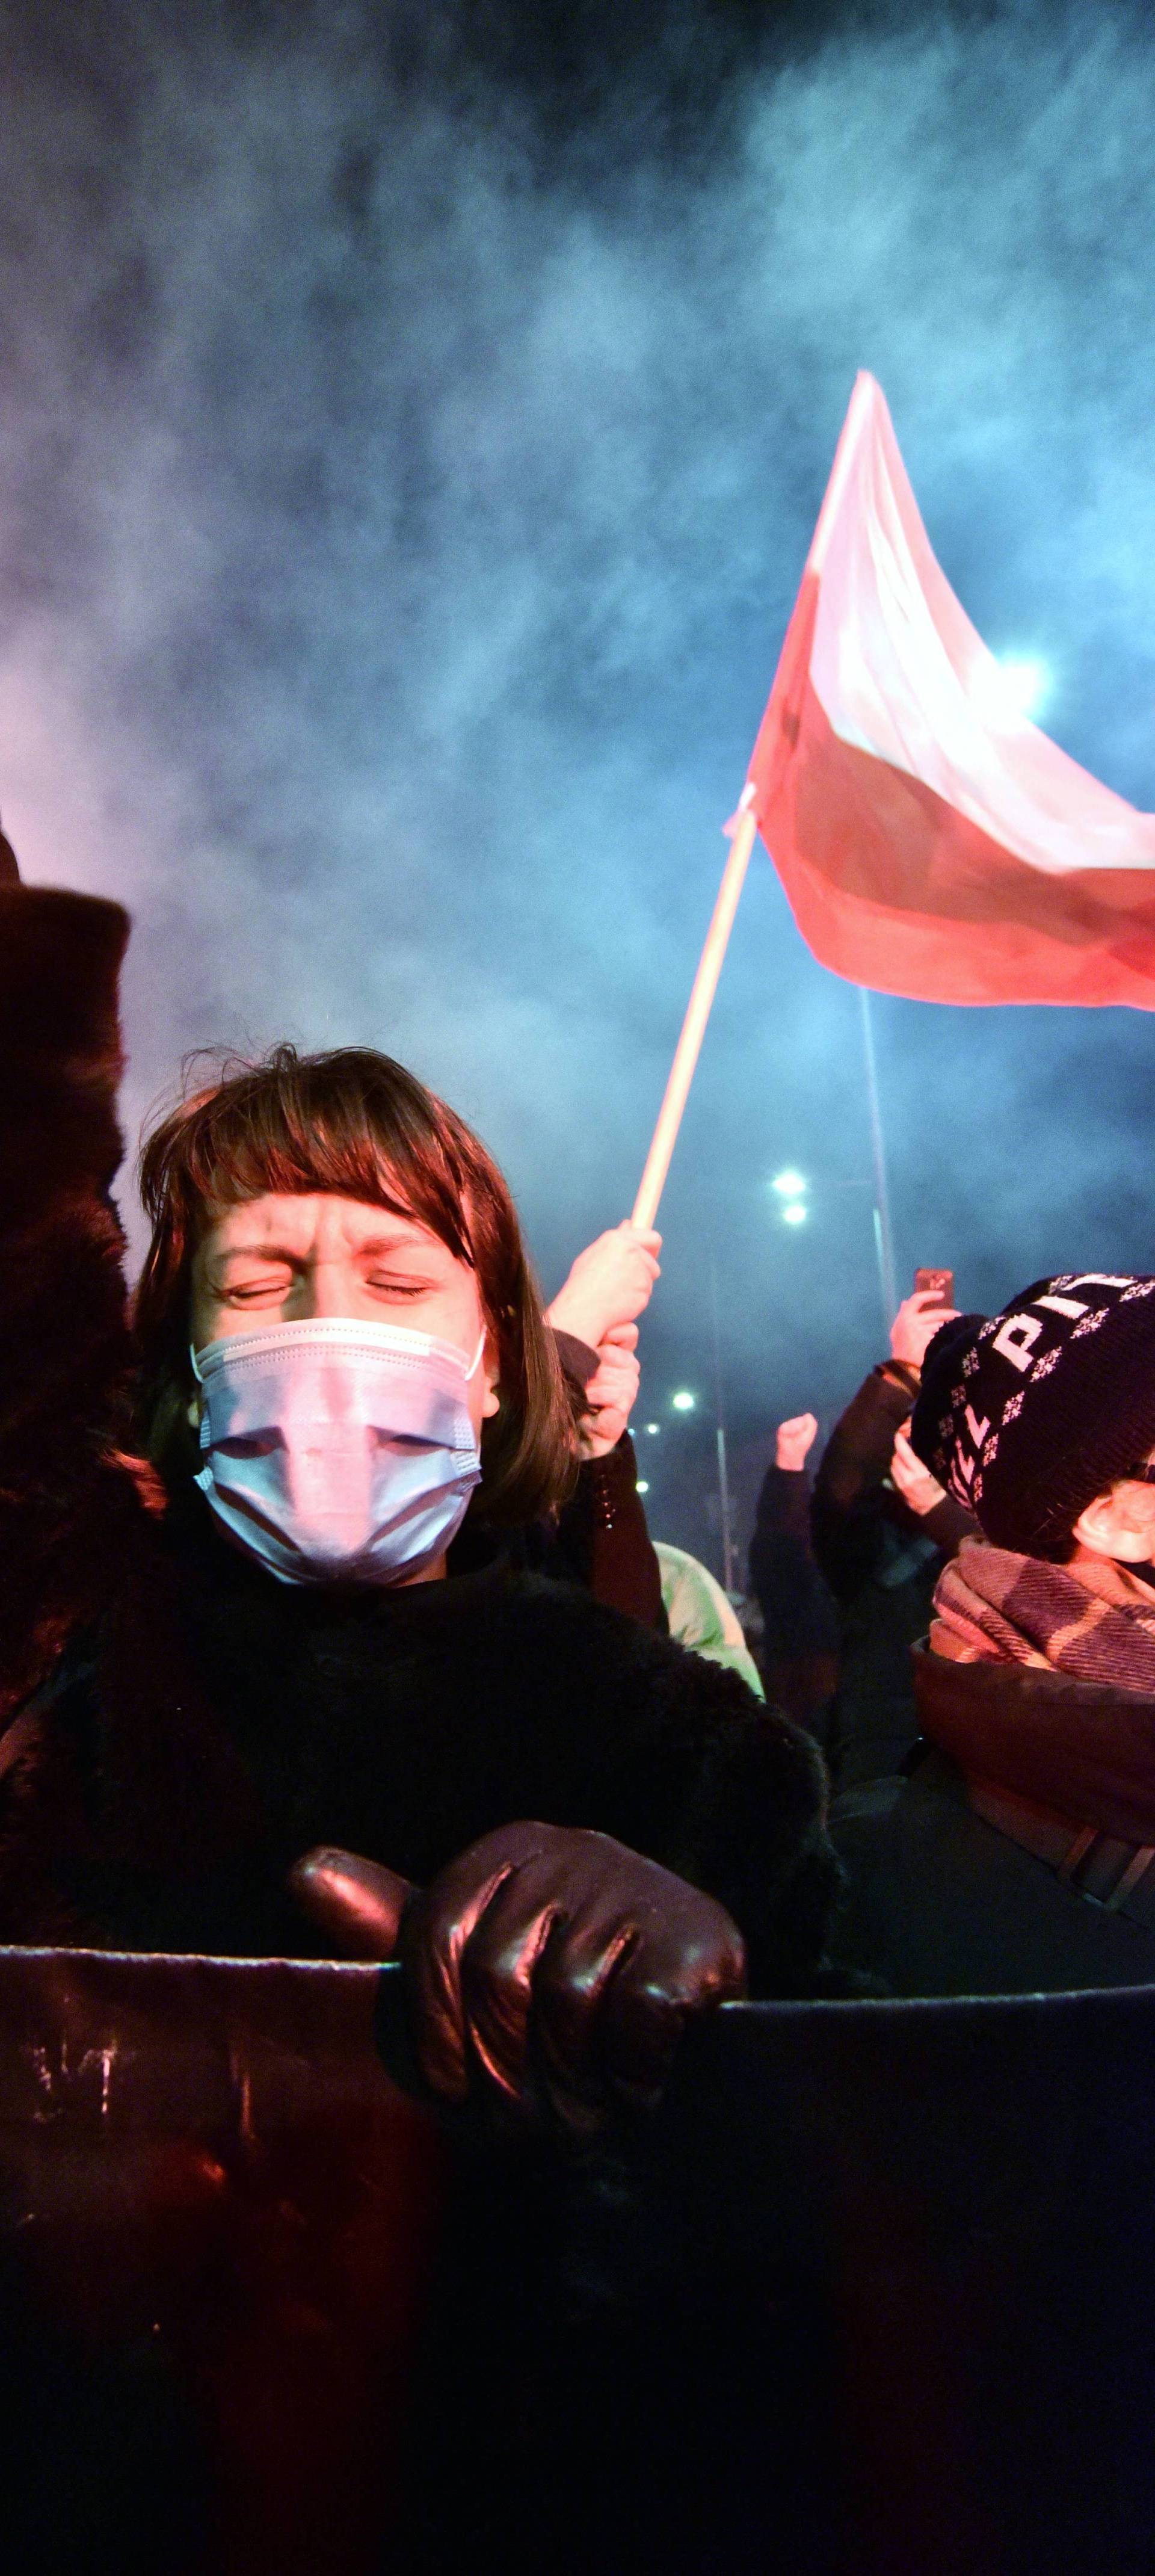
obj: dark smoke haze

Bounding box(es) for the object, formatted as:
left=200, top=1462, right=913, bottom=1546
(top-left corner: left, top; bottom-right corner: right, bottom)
left=4, top=0, right=1155, bottom=1565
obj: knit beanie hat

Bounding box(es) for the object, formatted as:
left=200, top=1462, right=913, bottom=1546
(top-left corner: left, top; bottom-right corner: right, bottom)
left=910, top=1273, right=1155, bottom=1557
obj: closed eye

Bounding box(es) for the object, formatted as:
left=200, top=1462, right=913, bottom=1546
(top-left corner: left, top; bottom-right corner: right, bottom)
left=366, top=1277, right=431, bottom=1296
left=226, top=1279, right=295, bottom=1302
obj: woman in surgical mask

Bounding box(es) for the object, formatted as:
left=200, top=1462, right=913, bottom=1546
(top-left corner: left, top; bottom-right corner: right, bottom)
left=137, top=1043, right=573, bottom=1590
left=0, top=846, right=846, bottom=2128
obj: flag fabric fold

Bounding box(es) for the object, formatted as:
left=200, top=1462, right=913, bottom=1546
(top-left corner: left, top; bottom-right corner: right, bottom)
left=744, top=372, right=1155, bottom=1007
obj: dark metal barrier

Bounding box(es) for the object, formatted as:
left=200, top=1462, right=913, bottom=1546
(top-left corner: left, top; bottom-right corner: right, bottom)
left=652, top=1989, right=1155, bottom=2576
left=2, top=1951, right=1154, bottom=2575
left=0, top=1949, right=448, bottom=2576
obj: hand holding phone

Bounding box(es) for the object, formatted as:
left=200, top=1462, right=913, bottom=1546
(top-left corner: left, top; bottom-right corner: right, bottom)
left=891, top=1273, right=960, bottom=1368
left=914, top=1267, right=954, bottom=1309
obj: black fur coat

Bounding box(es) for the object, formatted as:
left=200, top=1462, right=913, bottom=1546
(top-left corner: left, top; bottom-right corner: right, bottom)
left=0, top=875, right=837, bottom=1991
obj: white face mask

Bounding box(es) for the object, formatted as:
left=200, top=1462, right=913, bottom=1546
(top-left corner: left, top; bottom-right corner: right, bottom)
left=190, top=1317, right=485, bottom=1587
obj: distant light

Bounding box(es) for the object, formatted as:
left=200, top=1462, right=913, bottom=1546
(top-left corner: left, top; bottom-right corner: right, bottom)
left=999, top=656, right=1051, bottom=719
left=644, top=1422, right=661, bottom=1436
left=636, top=1478, right=650, bottom=1495
left=782, top=1200, right=808, bottom=1226
left=671, top=1389, right=696, bottom=1413
left=978, top=653, right=1053, bottom=724
left=771, top=1169, right=808, bottom=1200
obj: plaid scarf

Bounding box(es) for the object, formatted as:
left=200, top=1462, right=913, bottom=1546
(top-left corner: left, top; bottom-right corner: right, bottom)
left=932, top=1537, right=1155, bottom=1694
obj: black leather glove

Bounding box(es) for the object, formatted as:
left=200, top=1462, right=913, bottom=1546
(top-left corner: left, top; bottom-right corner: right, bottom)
left=291, top=1821, right=746, bottom=2128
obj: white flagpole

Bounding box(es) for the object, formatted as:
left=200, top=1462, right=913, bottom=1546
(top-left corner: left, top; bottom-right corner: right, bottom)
left=631, top=803, right=759, bottom=1230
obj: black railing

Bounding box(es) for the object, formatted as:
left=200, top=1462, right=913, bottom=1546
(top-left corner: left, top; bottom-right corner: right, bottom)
left=1, top=1950, right=1152, bottom=2575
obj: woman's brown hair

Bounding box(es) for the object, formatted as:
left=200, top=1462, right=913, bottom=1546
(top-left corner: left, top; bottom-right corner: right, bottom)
left=134, top=1045, right=576, bottom=1526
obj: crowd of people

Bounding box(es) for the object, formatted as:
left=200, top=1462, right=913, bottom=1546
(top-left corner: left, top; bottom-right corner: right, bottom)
left=11, top=824, right=1155, bottom=2576
left=747, top=1273, right=1155, bottom=1995
left=5, top=819, right=1155, bottom=2140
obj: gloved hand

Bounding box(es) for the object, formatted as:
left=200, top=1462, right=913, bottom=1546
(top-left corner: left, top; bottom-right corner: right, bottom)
left=290, top=1821, right=746, bottom=2129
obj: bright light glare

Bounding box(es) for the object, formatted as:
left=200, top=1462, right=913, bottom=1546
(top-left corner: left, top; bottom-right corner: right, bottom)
left=671, top=1389, right=696, bottom=1413
left=644, top=1422, right=661, bottom=1436
left=782, top=1200, right=808, bottom=1226
left=978, top=654, right=1053, bottom=724
left=636, top=1479, right=650, bottom=1495
left=771, top=1169, right=808, bottom=1200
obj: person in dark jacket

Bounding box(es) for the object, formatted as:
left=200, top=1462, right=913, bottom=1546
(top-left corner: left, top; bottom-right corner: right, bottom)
left=831, top=1271, right=1155, bottom=1997
left=0, top=837, right=842, bottom=2125
left=748, top=1411, right=840, bottom=1744
left=811, top=1290, right=976, bottom=1788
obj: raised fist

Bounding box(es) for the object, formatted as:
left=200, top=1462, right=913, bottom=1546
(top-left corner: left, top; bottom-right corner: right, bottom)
left=775, top=1412, right=818, bottom=1472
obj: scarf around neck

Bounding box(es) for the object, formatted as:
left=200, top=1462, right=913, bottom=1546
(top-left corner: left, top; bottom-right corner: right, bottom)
left=931, top=1539, right=1155, bottom=1696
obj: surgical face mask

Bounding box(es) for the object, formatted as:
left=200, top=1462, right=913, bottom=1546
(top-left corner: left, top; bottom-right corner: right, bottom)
left=191, top=1317, right=485, bottom=1587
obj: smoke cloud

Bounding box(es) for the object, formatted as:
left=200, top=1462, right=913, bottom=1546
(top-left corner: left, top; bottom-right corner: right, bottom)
left=2, top=0, right=1154, bottom=1555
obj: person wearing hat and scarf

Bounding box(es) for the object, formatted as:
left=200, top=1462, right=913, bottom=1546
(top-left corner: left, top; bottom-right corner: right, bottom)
left=830, top=1273, right=1155, bottom=1996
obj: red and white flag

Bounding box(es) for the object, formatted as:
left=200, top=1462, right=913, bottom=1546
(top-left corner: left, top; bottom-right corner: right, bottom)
left=742, top=372, right=1155, bottom=1007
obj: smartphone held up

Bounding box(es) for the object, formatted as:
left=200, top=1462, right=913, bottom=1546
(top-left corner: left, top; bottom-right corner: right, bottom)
left=914, top=1267, right=954, bottom=1310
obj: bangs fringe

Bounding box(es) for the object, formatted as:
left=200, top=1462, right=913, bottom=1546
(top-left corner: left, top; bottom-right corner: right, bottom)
left=150, top=1046, right=475, bottom=1267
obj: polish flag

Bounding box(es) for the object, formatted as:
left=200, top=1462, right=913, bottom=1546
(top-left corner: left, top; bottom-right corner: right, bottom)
left=742, top=372, right=1155, bottom=1007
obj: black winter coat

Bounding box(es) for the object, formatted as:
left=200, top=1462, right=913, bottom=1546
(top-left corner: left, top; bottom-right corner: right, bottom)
left=812, top=1365, right=975, bottom=1790
left=0, top=875, right=836, bottom=1994
left=747, top=1463, right=839, bottom=1744
left=831, top=1643, right=1155, bottom=1995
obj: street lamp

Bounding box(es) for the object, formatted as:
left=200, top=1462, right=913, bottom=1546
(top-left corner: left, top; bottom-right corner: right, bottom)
left=670, top=1389, right=696, bottom=1413
left=771, top=1169, right=808, bottom=1227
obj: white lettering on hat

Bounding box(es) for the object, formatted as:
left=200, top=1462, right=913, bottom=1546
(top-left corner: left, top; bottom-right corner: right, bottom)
left=1064, top=1274, right=1134, bottom=1291
left=1033, top=1277, right=1132, bottom=1318
left=993, top=1315, right=1043, bottom=1372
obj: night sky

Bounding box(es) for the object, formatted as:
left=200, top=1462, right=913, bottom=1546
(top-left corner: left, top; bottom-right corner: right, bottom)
left=4, top=0, right=1155, bottom=1569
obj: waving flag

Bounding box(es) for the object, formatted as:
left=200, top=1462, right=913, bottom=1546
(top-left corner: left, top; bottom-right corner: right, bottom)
left=742, top=373, right=1155, bottom=1007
